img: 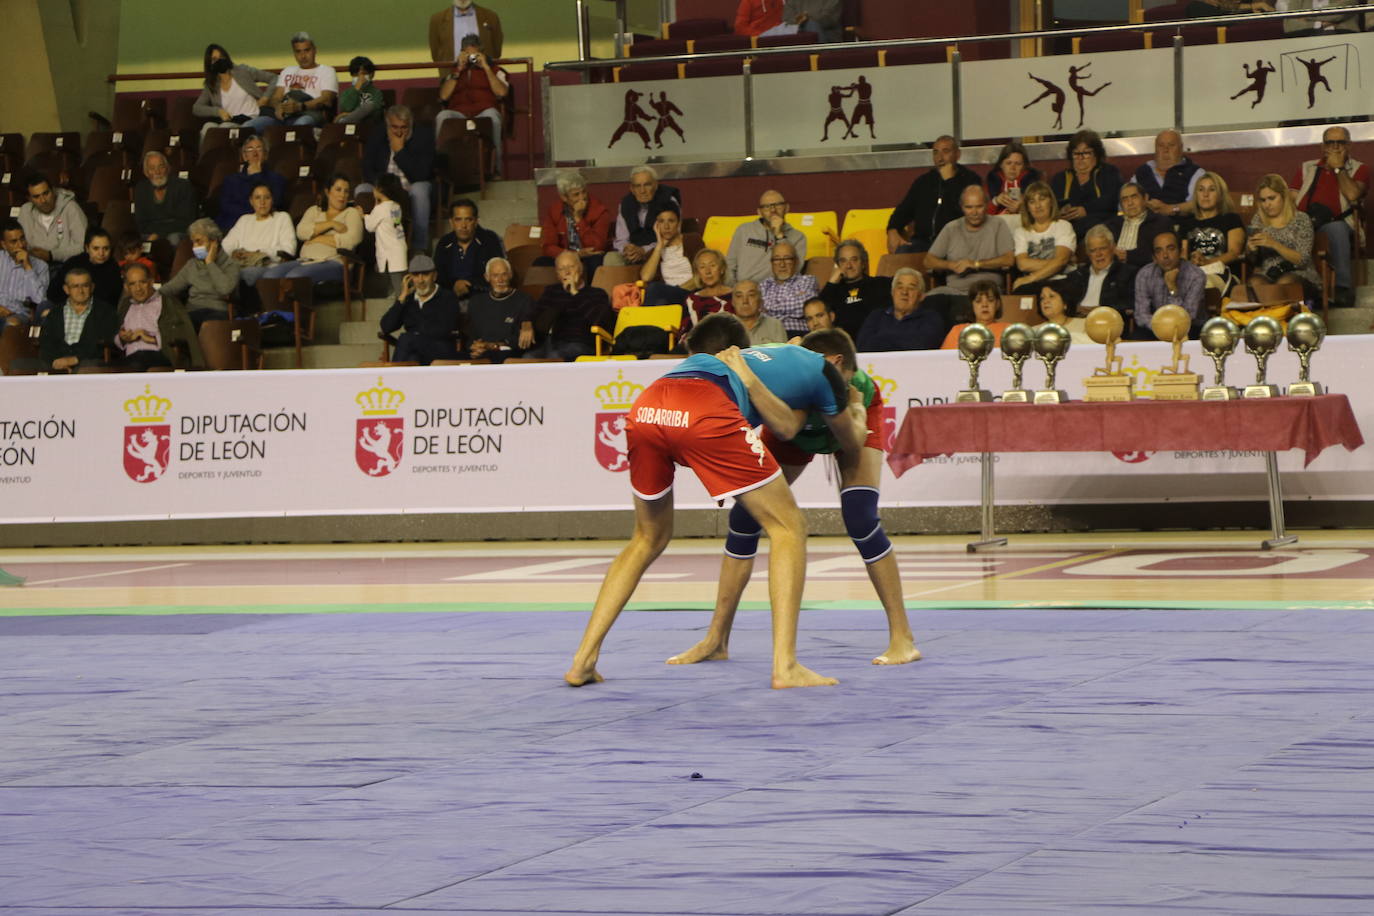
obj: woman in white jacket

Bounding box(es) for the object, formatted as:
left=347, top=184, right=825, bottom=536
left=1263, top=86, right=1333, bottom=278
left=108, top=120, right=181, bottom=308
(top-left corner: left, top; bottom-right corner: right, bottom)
left=223, top=182, right=297, bottom=290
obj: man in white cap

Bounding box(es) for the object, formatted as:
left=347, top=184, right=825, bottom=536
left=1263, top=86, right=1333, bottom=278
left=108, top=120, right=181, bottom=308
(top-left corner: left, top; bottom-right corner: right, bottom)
left=378, top=254, right=463, bottom=364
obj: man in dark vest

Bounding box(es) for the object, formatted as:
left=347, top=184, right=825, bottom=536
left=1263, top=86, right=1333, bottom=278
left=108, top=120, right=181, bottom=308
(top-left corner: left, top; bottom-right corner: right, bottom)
left=606, top=165, right=681, bottom=266
left=1135, top=129, right=1204, bottom=221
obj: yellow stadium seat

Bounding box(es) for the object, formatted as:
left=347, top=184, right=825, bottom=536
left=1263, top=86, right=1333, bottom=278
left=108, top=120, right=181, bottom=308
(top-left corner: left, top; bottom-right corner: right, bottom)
left=592, top=305, right=684, bottom=357
left=702, top=215, right=755, bottom=258
left=787, top=211, right=839, bottom=260
left=840, top=207, right=895, bottom=275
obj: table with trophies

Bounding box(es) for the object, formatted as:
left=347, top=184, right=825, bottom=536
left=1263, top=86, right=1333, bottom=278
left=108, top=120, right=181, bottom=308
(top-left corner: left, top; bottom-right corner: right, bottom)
left=888, top=307, right=1364, bottom=552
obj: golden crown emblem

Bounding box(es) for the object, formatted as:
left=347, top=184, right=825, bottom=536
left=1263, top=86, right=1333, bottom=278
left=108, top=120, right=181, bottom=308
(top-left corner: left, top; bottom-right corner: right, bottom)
left=864, top=365, right=898, bottom=401
left=124, top=384, right=172, bottom=423
left=356, top=377, right=406, bottom=416
left=1122, top=356, right=1158, bottom=398
left=595, top=371, right=644, bottom=411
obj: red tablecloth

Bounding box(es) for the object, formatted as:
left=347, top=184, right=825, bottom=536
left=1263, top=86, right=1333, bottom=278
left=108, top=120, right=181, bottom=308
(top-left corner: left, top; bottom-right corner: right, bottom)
left=888, top=394, right=1364, bottom=476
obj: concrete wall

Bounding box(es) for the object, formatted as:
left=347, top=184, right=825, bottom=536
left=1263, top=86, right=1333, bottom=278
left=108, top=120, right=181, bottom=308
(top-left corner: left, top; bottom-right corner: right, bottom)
left=0, top=0, right=120, bottom=135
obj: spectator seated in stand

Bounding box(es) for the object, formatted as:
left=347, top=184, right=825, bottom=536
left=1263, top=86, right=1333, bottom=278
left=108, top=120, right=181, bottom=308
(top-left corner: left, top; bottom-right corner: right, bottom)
left=819, top=238, right=891, bottom=340
left=682, top=248, right=734, bottom=332
left=114, top=261, right=204, bottom=371
left=887, top=135, right=981, bottom=255
left=117, top=232, right=159, bottom=283
left=777, top=0, right=842, bottom=42
left=1051, top=129, right=1122, bottom=240
left=360, top=105, right=436, bottom=252
left=263, top=173, right=363, bottom=286
left=194, top=43, right=275, bottom=134
left=467, top=256, right=534, bottom=362
left=856, top=267, right=944, bottom=352
left=162, top=218, right=242, bottom=330
left=1012, top=181, right=1076, bottom=296
left=639, top=207, right=702, bottom=306
left=223, top=182, right=298, bottom=291
left=337, top=56, right=385, bottom=126
left=987, top=141, right=1041, bottom=218
left=533, top=250, right=614, bottom=361
left=1291, top=124, right=1367, bottom=308
left=924, top=185, right=1015, bottom=309
left=18, top=175, right=88, bottom=300
left=1036, top=280, right=1092, bottom=345
left=59, top=228, right=122, bottom=311
left=36, top=267, right=119, bottom=372
left=1136, top=129, right=1204, bottom=220
left=1280, top=0, right=1362, bottom=36
left=134, top=151, right=198, bottom=245
left=1186, top=0, right=1274, bottom=15
left=0, top=219, right=48, bottom=327
left=433, top=197, right=504, bottom=302
left=1180, top=171, right=1246, bottom=296
left=247, top=31, right=338, bottom=131
left=803, top=296, right=836, bottom=332
left=1063, top=224, right=1137, bottom=319
left=759, top=240, right=819, bottom=336
left=379, top=254, right=463, bottom=364
left=1133, top=230, right=1206, bottom=339
left=436, top=34, right=510, bottom=178
left=727, top=189, right=807, bottom=284
left=539, top=170, right=614, bottom=273
left=732, top=279, right=786, bottom=345
left=735, top=0, right=784, bottom=36
left=610, top=165, right=681, bottom=267
left=941, top=279, right=1009, bottom=349
left=217, top=135, right=288, bottom=234
left=1247, top=172, right=1320, bottom=304
left=1106, top=182, right=1173, bottom=272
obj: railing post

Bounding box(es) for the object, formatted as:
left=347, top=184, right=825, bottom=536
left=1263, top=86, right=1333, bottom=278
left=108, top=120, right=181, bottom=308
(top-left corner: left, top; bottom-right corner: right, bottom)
left=951, top=48, right=962, bottom=145
left=575, top=0, right=592, bottom=62
left=1173, top=34, right=1184, bottom=131
left=614, top=0, right=629, bottom=58
left=542, top=71, right=554, bottom=169
left=742, top=58, right=755, bottom=160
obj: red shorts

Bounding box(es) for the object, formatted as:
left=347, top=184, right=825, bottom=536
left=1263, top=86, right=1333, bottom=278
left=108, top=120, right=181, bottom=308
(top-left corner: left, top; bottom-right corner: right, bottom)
left=761, top=395, right=887, bottom=466
left=627, top=378, right=781, bottom=501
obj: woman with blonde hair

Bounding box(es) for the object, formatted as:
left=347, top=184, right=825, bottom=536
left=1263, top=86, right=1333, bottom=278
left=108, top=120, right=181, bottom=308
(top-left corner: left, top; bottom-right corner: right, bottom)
left=1246, top=172, right=1319, bottom=302
left=1012, top=181, right=1075, bottom=296
left=682, top=247, right=734, bottom=332
left=1181, top=170, right=1245, bottom=294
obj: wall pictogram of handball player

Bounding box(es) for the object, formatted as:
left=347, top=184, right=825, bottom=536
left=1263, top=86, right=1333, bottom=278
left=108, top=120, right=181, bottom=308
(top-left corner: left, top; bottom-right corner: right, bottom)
left=609, top=89, right=686, bottom=150
left=1231, top=44, right=1357, bottom=110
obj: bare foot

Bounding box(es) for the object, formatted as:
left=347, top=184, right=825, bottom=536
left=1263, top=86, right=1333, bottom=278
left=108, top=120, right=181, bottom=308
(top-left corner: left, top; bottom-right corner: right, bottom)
left=565, top=663, right=604, bottom=687
left=771, top=663, right=839, bottom=689
left=873, top=640, right=922, bottom=666
left=666, top=638, right=729, bottom=665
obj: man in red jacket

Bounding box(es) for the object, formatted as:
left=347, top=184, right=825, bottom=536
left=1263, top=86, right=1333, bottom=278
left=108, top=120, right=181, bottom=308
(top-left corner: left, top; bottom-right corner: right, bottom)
left=539, top=171, right=614, bottom=274
left=735, top=0, right=783, bottom=36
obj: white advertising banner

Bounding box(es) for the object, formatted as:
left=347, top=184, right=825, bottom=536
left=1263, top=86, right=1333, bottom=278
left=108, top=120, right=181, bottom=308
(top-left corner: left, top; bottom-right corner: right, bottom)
left=962, top=49, right=1175, bottom=141
left=751, top=64, right=953, bottom=156
left=0, top=337, right=1369, bottom=525
left=551, top=76, right=745, bottom=166
left=1184, top=32, right=1374, bottom=129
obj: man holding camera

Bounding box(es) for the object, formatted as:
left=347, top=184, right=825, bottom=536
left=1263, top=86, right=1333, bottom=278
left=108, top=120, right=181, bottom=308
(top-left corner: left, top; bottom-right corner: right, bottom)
left=429, top=0, right=505, bottom=75
left=435, top=34, right=509, bottom=178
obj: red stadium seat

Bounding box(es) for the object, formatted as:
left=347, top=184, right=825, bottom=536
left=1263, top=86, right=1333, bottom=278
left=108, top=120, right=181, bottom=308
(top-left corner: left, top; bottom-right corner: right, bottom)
left=663, top=18, right=729, bottom=40
left=629, top=39, right=690, bottom=58
left=817, top=47, right=880, bottom=70
left=883, top=45, right=949, bottom=67
left=692, top=34, right=752, bottom=54
left=751, top=52, right=814, bottom=75
left=755, top=32, right=817, bottom=49
left=616, top=62, right=681, bottom=82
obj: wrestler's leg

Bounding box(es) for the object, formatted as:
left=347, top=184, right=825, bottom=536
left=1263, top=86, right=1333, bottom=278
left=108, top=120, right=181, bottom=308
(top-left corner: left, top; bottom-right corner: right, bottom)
left=737, top=475, right=837, bottom=689
left=566, top=492, right=674, bottom=685
left=837, top=446, right=921, bottom=665
left=667, top=463, right=807, bottom=665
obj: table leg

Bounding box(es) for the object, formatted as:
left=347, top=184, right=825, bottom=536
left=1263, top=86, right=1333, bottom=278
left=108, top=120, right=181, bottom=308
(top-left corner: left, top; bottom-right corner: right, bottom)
left=1261, top=450, right=1298, bottom=550
left=967, top=451, right=1008, bottom=553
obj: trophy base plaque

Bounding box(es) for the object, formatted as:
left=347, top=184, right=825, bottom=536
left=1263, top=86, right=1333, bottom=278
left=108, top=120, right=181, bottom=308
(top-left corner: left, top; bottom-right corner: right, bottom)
left=1152, top=373, right=1201, bottom=401
left=1000, top=389, right=1033, bottom=403
left=1243, top=384, right=1280, bottom=399
left=1033, top=389, right=1068, bottom=404
left=956, top=389, right=993, bottom=403
left=1286, top=381, right=1323, bottom=397
left=1202, top=385, right=1240, bottom=400
left=1083, top=375, right=1134, bottom=402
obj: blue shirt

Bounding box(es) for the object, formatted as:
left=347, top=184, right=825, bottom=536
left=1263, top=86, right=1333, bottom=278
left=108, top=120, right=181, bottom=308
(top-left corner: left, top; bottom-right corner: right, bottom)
left=667, top=345, right=840, bottom=427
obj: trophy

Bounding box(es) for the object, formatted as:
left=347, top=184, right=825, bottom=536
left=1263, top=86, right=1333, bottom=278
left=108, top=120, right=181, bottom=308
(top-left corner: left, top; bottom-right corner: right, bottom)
left=1200, top=317, right=1241, bottom=400
left=1082, top=307, right=1134, bottom=402
left=1149, top=305, right=1200, bottom=400
left=1032, top=322, right=1070, bottom=404
left=955, top=323, right=995, bottom=402
left=1242, top=315, right=1282, bottom=398
left=999, top=323, right=1035, bottom=403
left=1285, top=312, right=1326, bottom=397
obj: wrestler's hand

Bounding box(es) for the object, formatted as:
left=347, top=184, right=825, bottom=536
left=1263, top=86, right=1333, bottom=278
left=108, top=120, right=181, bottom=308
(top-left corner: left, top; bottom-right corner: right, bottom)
left=718, top=345, right=759, bottom=387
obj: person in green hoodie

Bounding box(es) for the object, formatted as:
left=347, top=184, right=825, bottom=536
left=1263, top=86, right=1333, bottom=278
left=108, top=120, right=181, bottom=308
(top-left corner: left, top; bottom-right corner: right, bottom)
left=337, top=56, right=384, bottom=126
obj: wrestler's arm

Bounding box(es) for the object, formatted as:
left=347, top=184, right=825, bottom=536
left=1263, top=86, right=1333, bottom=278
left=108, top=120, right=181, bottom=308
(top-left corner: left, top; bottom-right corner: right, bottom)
left=719, top=347, right=807, bottom=440
left=822, top=385, right=869, bottom=456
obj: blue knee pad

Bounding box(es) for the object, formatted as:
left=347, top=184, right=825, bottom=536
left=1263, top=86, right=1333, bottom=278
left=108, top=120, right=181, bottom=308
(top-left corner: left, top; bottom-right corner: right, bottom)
left=724, top=502, right=763, bottom=559
left=841, top=486, right=892, bottom=564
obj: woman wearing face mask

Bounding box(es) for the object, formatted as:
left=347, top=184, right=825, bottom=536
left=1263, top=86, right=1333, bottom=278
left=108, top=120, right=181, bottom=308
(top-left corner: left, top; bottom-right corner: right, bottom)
left=337, top=56, right=385, bottom=125
left=160, top=218, right=242, bottom=330
left=192, top=44, right=275, bottom=135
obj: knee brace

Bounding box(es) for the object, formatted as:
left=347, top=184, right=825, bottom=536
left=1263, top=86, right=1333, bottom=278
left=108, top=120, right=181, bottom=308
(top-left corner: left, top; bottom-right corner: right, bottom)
left=841, top=486, right=892, bottom=564
left=724, top=501, right=763, bottom=559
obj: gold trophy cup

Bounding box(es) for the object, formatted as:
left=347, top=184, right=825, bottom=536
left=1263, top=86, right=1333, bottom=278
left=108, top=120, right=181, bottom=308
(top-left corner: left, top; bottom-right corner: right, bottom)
left=1032, top=322, right=1070, bottom=404
left=1150, top=304, right=1200, bottom=400
left=1242, top=315, right=1282, bottom=398
left=1285, top=312, right=1326, bottom=397
left=999, top=323, right=1035, bottom=403
left=1082, top=307, right=1134, bottom=402
left=1200, top=316, right=1241, bottom=400
left=956, top=323, right=995, bottom=402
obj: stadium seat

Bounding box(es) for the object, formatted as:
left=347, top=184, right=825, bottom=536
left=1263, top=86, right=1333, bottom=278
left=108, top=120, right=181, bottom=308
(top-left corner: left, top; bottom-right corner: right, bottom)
left=1221, top=19, right=1285, bottom=43
left=112, top=95, right=165, bottom=133
left=817, top=47, right=880, bottom=70
left=702, top=214, right=755, bottom=256
left=522, top=264, right=557, bottom=291
left=503, top=223, right=540, bottom=251
left=750, top=52, right=815, bottom=75
left=590, top=264, right=642, bottom=297
left=883, top=45, right=950, bottom=66
left=1076, top=30, right=1147, bottom=53
left=506, top=243, right=541, bottom=285
left=198, top=318, right=264, bottom=370
left=691, top=34, right=751, bottom=54
left=167, top=96, right=199, bottom=135
left=683, top=57, right=745, bottom=78
left=804, top=256, right=832, bottom=283
left=663, top=18, right=728, bottom=40
left=755, top=32, right=817, bottom=49
left=839, top=207, right=894, bottom=273
left=100, top=200, right=137, bottom=240
left=26, top=131, right=81, bottom=163
left=877, top=252, right=926, bottom=278
left=630, top=39, right=690, bottom=58
left=788, top=211, right=839, bottom=259
left=84, top=163, right=134, bottom=211
left=400, top=86, right=443, bottom=124
left=1001, top=293, right=1038, bottom=325
left=615, top=62, right=681, bottom=82
left=591, top=305, right=683, bottom=356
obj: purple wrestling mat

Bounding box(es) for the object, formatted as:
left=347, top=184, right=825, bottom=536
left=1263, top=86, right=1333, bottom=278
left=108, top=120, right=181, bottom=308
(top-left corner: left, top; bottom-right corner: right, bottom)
left=3, top=607, right=1374, bottom=914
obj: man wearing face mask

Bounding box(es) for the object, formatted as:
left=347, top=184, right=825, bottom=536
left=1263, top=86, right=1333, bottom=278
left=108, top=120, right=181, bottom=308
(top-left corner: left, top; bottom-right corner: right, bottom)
left=160, top=219, right=242, bottom=331
left=337, top=56, right=385, bottom=125
left=379, top=254, right=464, bottom=364
left=429, top=0, right=504, bottom=78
